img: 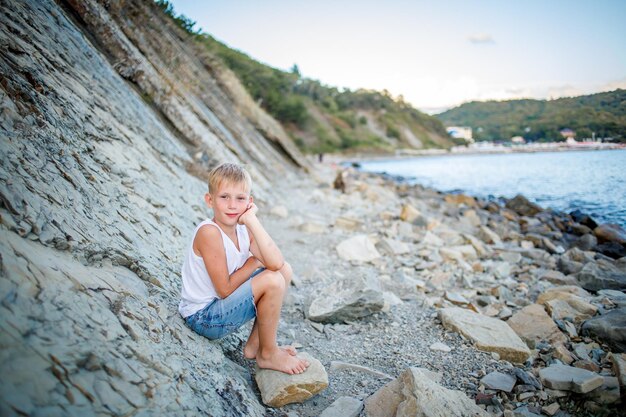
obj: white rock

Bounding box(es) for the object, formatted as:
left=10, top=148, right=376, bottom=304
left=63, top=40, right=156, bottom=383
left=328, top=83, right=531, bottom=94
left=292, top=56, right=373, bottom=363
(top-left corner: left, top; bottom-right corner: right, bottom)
left=429, top=342, right=452, bottom=353
left=270, top=205, right=289, bottom=218
left=336, top=235, right=381, bottom=262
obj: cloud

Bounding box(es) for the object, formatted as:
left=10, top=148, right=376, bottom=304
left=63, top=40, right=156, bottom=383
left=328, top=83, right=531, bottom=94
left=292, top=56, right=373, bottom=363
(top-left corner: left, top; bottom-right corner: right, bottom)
left=468, top=33, right=495, bottom=44
left=599, top=77, right=626, bottom=92
left=545, top=85, right=584, bottom=100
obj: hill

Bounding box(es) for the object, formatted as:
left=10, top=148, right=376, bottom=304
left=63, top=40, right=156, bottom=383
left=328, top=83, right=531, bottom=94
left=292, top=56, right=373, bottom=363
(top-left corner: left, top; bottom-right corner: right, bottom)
left=158, top=3, right=454, bottom=154
left=437, top=89, right=626, bottom=142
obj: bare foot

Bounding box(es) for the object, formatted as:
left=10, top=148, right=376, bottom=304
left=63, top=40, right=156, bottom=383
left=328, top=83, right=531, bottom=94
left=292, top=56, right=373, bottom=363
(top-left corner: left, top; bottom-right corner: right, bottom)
left=256, top=348, right=310, bottom=375
left=243, top=343, right=297, bottom=359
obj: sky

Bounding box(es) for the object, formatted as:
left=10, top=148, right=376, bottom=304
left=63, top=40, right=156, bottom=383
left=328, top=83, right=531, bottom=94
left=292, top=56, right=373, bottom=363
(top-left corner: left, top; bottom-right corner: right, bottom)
left=168, top=0, right=626, bottom=113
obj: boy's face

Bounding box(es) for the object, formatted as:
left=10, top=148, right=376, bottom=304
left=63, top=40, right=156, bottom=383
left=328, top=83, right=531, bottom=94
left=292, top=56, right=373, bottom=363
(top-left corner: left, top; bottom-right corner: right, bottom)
left=206, top=180, right=252, bottom=227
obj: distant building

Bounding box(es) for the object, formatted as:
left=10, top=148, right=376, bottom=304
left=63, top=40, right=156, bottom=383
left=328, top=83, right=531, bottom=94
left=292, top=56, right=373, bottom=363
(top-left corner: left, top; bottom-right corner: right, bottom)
left=511, top=136, right=525, bottom=144
left=560, top=128, right=576, bottom=139
left=446, top=126, right=474, bottom=143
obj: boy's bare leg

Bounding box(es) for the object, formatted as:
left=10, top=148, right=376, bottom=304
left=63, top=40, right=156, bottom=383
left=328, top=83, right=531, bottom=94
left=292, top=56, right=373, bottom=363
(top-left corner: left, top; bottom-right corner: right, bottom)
left=250, top=270, right=309, bottom=374
left=243, top=320, right=296, bottom=358
left=243, top=263, right=296, bottom=359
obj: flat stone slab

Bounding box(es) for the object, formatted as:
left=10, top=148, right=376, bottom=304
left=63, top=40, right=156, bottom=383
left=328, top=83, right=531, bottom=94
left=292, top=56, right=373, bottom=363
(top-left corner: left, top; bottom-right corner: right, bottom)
left=364, top=367, right=488, bottom=417
left=538, top=364, right=603, bottom=394
left=507, top=304, right=566, bottom=348
left=480, top=371, right=516, bottom=392
left=255, top=352, right=328, bottom=407
left=440, top=307, right=531, bottom=363
left=377, top=237, right=410, bottom=256
left=320, top=396, right=363, bottom=417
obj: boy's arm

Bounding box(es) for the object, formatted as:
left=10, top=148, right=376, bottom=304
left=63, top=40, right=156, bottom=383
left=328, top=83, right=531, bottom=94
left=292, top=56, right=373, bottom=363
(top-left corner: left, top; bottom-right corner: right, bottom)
left=240, top=204, right=284, bottom=271
left=195, top=226, right=262, bottom=298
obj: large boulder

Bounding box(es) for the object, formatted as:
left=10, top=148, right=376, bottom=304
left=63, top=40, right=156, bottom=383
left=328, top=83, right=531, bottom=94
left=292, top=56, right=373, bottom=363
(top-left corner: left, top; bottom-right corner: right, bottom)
left=439, top=307, right=531, bottom=363
left=505, top=194, right=542, bottom=217
left=308, top=275, right=385, bottom=323
left=336, top=235, right=381, bottom=263
left=364, top=367, right=488, bottom=417
left=569, top=209, right=598, bottom=230
left=576, top=259, right=626, bottom=291
left=595, top=242, right=626, bottom=259
left=594, top=223, right=626, bottom=245
left=581, top=308, right=626, bottom=353
left=255, top=352, right=328, bottom=407
left=507, top=304, right=567, bottom=348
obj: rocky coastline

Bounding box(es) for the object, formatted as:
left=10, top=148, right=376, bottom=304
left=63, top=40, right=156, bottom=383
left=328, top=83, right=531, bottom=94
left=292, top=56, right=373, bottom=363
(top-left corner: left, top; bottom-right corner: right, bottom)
left=250, top=162, right=626, bottom=416
left=1, top=0, right=625, bottom=415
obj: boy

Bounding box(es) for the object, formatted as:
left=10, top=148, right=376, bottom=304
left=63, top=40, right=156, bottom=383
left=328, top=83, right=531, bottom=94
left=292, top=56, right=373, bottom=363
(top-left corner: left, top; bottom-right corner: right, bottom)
left=179, top=163, right=309, bottom=375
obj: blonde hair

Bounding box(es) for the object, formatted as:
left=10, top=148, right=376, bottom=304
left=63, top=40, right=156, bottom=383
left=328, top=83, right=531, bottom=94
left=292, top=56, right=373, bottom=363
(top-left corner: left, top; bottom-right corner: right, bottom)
left=208, top=163, right=252, bottom=194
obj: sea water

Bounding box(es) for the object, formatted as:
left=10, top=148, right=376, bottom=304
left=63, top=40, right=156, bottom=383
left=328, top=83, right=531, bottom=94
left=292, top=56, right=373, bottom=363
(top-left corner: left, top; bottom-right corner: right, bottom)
left=357, top=149, right=626, bottom=227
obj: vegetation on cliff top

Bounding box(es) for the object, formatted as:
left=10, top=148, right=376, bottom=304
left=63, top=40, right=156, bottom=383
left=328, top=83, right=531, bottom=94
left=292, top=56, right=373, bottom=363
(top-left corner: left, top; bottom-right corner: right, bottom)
left=156, top=1, right=453, bottom=154
left=437, top=90, right=626, bottom=142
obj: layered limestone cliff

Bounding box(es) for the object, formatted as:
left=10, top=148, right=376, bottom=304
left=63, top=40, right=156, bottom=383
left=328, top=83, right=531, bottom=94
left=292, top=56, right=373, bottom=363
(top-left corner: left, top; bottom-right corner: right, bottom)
left=0, top=0, right=307, bottom=415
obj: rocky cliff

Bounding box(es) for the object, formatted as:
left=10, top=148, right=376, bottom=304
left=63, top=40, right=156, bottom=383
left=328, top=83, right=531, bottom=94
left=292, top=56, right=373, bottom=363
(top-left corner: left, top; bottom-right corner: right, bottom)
left=0, top=0, right=308, bottom=415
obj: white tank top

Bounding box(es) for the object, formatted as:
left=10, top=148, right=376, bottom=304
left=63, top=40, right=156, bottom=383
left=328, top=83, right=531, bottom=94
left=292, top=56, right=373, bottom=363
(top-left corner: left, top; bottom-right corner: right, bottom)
left=178, top=219, right=251, bottom=318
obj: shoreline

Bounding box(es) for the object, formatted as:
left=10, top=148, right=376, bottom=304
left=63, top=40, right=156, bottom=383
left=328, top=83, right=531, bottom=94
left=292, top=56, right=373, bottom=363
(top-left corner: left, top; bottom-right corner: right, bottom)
left=325, top=148, right=626, bottom=229
left=329, top=144, right=626, bottom=165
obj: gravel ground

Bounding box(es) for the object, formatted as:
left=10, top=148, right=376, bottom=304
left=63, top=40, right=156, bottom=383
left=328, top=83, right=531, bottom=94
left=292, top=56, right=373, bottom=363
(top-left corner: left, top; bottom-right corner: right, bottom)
left=221, top=167, right=503, bottom=416
left=220, top=164, right=622, bottom=417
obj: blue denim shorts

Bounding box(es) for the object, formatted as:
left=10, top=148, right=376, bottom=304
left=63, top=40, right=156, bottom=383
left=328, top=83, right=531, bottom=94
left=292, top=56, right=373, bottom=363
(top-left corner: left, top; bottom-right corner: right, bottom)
left=184, top=268, right=264, bottom=340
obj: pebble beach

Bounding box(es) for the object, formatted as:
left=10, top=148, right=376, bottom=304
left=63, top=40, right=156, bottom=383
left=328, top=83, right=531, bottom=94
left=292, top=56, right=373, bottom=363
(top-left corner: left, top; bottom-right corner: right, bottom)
left=238, top=161, right=626, bottom=416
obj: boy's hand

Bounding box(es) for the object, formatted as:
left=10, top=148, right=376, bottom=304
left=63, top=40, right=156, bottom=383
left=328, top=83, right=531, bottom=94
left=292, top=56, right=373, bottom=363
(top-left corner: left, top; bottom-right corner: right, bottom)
left=238, top=202, right=258, bottom=225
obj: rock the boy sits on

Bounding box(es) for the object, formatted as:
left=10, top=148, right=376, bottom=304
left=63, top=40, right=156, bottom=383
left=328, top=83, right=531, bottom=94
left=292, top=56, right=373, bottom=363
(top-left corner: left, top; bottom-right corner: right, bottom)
left=179, top=162, right=309, bottom=374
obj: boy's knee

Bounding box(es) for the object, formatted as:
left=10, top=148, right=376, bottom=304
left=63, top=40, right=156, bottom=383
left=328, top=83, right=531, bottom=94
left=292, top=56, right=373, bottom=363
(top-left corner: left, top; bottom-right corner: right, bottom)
left=280, top=262, right=293, bottom=285
left=265, top=270, right=286, bottom=292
